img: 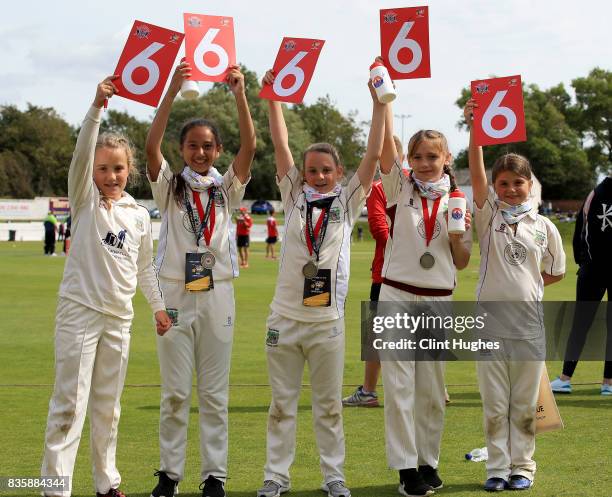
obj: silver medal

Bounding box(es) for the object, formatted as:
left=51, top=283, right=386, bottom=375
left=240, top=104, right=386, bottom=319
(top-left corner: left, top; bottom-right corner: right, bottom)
left=302, top=260, right=319, bottom=279
left=419, top=252, right=435, bottom=270
left=201, top=252, right=216, bottom=269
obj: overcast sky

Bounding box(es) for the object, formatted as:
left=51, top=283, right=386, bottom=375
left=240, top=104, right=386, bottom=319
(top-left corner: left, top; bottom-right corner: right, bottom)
left=1, top=0, right=611, bottom=156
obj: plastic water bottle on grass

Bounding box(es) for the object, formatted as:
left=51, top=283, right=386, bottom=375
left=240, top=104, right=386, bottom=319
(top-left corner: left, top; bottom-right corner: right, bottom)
left=465, top=447, right=488, bottom=462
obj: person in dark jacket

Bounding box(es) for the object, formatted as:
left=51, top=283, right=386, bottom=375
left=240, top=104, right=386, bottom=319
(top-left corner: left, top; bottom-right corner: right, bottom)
left=551, top=176, right=612, bottom=395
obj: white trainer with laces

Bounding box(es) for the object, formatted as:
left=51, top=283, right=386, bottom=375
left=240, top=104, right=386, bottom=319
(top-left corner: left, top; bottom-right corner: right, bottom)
left=341, top=385, right=379, bottom=407
left=321, top=481, right=351, bottom=497
left=256, top=480, right=289, bottom=497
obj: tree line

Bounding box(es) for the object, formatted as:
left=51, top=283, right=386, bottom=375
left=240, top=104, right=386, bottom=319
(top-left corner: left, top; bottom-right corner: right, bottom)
left=0, top=67, right=609, bottom=200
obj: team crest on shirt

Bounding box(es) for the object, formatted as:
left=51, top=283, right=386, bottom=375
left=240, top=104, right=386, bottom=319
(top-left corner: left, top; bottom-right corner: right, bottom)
left=329, top=206, right=342, bottom=223
left=504, top=241, right=527, bottom=266
left=213, top=189, right=225, bottom=207
left=534, top=229, right=547, bottom=247
left=417, top=219, right=441, bottom=240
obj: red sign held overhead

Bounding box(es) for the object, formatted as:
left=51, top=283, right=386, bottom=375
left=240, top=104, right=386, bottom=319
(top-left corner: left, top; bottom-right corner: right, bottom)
left=184, top=14, right=236, bottom=82
left=471, top=75, right=527, bottom=146
left=380, top=7, right=431, bottom=80
left=113, top=21, right=184, bottom=108
left=259, top=37, right=325, bottom=104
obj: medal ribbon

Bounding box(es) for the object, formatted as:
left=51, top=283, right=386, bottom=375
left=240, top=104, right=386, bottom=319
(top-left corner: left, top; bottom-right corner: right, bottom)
left=185, top=188, right=216, bottom=246
left=421, top=197, right=441, bottom=247
left=305, top=198, right=334, bottom=261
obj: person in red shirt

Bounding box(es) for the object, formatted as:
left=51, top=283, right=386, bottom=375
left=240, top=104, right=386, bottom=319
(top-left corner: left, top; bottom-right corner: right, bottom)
left=343, top=136, right=403, bottom=408
left=266, top=207, right=278, bottom=259
left=236, top=206, right=253, bottom=268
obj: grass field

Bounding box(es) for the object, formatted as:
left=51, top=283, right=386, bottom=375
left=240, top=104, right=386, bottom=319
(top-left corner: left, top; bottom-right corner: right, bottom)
left=0, top=234, right=609, bottom=497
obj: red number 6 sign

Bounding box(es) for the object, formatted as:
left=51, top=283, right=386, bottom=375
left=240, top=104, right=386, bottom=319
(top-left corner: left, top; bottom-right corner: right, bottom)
left=259, top=37, right=325, bottom=104
left=380, top=7, right=431, bottom=80
left=184, top=14, right=236, bottom=82
left=113, top=21, right=184, bottom=107
left=471, top=75, right=527, bottom=146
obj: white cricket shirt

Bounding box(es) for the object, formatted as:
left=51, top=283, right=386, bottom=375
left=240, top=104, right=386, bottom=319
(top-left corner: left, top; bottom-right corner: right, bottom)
left=270, top=166, right=367, bottom=322
left=148, top=159, right=247, bottom=282
left=59, top=106, right=165, bottom=320
left=381, top=160, right=473, bottom=290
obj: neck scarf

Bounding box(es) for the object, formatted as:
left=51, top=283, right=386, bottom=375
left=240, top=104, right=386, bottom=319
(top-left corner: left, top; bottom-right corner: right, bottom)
left=303, top=183, right=342, bottom=204
left=413, top=173, right=450, bottom=200
left=181, top=166, right=223, bottom=192
left=496, top=199, right=532, bottom=224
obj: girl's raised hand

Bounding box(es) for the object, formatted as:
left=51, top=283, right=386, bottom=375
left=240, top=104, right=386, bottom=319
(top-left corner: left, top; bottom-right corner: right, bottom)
left=168, top=59, right=192, bottom=95
left=93, top=75, right=119, bottom=108
left=226, top=65, right=245, bottom=95
left=464, top=98, right=477, bottom=125
left=262, top=69, right=275, bottom=86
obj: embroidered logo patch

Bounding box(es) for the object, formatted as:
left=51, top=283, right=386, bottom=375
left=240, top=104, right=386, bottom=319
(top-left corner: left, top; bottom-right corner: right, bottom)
left=417, top=219, right=441, bottom=240
left=504, top=241, right=527, bottom=266
left=329, top=206, right=342, bottom=223
left=266, top=328, right=280, bottom=347
left=534, top=229, right=546, bottom=247
left=214, top=190, right=225, bottom=207
left=166, top=308, right=179, bottom=326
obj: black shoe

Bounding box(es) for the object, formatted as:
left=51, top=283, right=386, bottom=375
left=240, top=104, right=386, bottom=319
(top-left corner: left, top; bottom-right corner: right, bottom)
left=418, top=465, right=443, bottom=490
left=484, top=477, right=508, bottom=492
left=150, top=470, right=178, bottom=497
left=200, top=476, right=225, bottom=497
left=398, top=468, right=434, bottom=497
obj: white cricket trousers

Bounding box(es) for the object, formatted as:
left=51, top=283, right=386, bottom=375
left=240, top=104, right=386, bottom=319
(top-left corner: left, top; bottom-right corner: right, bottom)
left=264, top=312, right=346, bottom=487
left=156, top=278, right=235, bottom=483
left=41, top=298, right=131, bottom=496
left=379, top=284, right=449, bottom=470
left=477, top=354, right=544, bottom=481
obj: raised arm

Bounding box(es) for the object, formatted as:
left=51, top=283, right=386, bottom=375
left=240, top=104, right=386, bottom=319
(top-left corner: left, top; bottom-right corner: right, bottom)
left=145, top=61, right=191, bottom=181
left=69, top=76, right=118, bottom=208
left=357, top=80, right=386, bottom=192
left=262, top=70, right=294, bottom=180
left=464, top=98, right=488, bottom=208
left=380, top=99, right=398, bottom=174
left=226, top=65, right=256, bottom=184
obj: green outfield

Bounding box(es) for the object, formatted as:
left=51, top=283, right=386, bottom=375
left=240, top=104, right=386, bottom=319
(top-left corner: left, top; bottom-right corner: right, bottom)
left=0, top=237, right=609, bottom=497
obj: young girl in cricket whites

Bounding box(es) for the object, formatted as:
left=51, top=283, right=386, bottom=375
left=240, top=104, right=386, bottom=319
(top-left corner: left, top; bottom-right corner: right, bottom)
left=145, top=61, right=255, bottom=497
left=41, top=76, right=172, bottom=497
left=256, top=67, right=386, bottom=497
left=464, top=99, right=565, bottom=492
left=378, top=101, right=472, bottom=497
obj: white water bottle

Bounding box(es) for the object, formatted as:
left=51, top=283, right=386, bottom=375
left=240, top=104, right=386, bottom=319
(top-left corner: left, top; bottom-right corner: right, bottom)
left=181, top=80, right=200, bottom=100
left=447, top=190, right=467, bottom=234
left=465, top=447, right=488, bottom=462
left=369, top=61, right=396, bottom=104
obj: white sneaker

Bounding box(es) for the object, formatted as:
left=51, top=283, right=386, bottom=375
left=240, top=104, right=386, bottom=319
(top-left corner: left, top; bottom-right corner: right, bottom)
left=550, top=376, right=572, bottom=394
left=321, top=481, right=351, bottom=497
left=257, top=480, right=289, bottom=497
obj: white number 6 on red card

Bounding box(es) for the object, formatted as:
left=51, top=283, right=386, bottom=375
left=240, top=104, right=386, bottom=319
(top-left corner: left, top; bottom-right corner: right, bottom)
left=380, top=7, right=430, bottom=80
left=471, top=75, right=527, bottom=146
left=113, top=21, right=184, bottom=107
left=184, top=14, right=236, bottom=82
left=259, top=38, right=325, bottom=104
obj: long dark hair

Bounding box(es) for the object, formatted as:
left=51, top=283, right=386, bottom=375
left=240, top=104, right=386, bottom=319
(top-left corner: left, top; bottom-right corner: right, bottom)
left=172, top=119, right=223, bottom=205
